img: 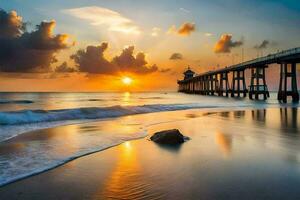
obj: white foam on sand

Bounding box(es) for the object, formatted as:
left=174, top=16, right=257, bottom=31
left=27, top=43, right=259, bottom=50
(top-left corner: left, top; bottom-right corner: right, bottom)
left=0, top=126, right=147, bottom=187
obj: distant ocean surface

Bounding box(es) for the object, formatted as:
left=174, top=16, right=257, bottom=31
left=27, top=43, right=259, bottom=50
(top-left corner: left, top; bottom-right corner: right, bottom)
left=0, top=92, right=297, bottom=142
left=0, top=92, right=299, bottom=186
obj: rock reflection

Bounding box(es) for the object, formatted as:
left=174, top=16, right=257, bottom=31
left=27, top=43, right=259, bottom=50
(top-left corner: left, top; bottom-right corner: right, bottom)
left=154, top=143, right=183, bottom=153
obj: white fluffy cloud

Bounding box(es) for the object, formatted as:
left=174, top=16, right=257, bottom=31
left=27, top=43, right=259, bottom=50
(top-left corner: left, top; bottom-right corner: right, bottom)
left=151, top=27, right=161, bottom=37
left=63, top=6, right=141, bottom=35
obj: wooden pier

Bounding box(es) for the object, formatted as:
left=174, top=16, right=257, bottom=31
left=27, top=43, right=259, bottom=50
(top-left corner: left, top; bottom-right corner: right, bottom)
left=178, top=47, right=300, bottom=102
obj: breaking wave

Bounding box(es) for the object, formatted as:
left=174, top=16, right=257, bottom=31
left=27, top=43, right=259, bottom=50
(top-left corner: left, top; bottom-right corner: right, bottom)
left=0, top=100, right=34, bottom=104
left=0, top=104, right=218, bottom=125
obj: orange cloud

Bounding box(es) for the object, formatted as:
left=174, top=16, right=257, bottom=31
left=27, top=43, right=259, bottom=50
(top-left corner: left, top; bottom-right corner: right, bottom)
left=167, top=22, right=196, bottom=36
left=178, top=22, right=196, bottom=35
left=214, top=34, right=243, bottom=53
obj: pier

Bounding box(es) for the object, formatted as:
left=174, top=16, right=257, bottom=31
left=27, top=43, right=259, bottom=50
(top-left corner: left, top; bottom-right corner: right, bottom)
left=178, top=47, right=300, bottom=103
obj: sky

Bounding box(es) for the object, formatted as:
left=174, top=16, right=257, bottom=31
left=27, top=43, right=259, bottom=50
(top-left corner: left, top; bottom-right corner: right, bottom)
left=1, top=0, right=300, bottom=92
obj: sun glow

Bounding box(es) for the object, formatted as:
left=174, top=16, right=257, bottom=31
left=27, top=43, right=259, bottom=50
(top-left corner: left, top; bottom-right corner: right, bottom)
left=122, top=77, right=133, bottom=85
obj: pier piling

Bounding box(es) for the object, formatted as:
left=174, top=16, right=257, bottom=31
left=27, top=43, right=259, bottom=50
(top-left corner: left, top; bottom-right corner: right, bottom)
left=249, top=66, right=269, bottom=100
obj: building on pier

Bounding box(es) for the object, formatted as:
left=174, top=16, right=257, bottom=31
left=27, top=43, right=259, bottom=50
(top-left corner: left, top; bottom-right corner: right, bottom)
left=183, top=67, right=195, bottom=80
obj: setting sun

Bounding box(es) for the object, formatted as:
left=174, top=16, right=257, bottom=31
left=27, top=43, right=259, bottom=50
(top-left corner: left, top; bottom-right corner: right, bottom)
left=122, top=77, right=133, bottom=85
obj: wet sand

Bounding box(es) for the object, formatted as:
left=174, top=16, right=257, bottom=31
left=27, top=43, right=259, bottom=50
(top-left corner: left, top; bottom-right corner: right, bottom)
left=1, top=108, right=300, bottom=200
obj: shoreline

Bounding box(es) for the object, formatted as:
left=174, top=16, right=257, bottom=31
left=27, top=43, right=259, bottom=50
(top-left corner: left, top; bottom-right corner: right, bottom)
left=0, top=105, right=299, bottom=188
left=0, top=137, right=146, bottom=188
left=1, top=106, right=300, bottom=199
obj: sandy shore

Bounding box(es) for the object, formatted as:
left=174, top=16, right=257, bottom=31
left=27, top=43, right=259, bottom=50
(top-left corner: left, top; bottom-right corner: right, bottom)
left=1, top=108, right=300, bottom=200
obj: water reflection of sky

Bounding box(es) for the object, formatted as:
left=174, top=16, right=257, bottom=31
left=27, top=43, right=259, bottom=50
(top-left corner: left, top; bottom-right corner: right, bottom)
left=1, top=108, right=300, bottom=199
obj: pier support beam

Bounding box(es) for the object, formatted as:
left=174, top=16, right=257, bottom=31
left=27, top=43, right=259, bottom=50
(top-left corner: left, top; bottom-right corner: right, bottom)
left=249, top=66, right=269, bottom=100
left=208, top=74, right=218, bottom=95
left=208, top=75, right=213, bottom=95
left=194, top=78, right=200, bottom=94
left=231, top=70, right=247, bottom=97
left=213, top=74, right=219, bottom=95
left=204, top=76, right=209, bottom=95
left=200, top=77, right=204, bottom=94
left=218, top=72, right=230, bottom=97
left=277, top=63, right=299, bottom=103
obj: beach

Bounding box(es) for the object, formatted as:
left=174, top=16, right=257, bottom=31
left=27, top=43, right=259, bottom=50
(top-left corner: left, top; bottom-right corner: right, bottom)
left=1, top=107, right=300, bottom=200
left=1, top=1, right=300, bottom=199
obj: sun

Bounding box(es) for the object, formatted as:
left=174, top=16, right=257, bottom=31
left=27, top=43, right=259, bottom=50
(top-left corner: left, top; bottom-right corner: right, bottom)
left=122, top=77, right=133, bottom=85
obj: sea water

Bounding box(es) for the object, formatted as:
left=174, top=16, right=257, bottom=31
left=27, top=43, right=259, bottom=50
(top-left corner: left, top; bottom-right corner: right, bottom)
left=0, top=92, right=298, bottom=186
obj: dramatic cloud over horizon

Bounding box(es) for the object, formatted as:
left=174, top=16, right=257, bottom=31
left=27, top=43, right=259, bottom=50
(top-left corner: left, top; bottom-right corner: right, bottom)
left=214, top=34, right=243, bottom=53
left=0, top=9, right=24, bottom=38
left=71, top=42, right=158, bottom=75
left=55, top=62, right=77, bottom=73
left=63, top=6, right=141, bottom=35
left=170, top=53, right=183, bottom=60
left=168, top=22, right=196, bottom=36
left=0, top=9, right=71, bottom=72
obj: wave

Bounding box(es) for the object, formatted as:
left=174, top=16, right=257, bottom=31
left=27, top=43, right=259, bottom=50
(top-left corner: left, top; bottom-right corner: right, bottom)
left=0, top=100, right=34, bottom=104
left=0, top=104, right=218, bottom=125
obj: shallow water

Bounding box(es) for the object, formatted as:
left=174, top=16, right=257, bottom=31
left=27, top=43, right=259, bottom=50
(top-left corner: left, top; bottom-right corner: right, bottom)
left=1, top=108, right=300, bottom=200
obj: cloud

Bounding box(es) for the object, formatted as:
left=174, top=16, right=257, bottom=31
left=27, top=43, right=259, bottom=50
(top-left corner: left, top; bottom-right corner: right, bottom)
left=170, top=53, right=183, bottom=60
left=112, top=46, right=158, bottom=74
left=0, top=9, right=24, bottom=38
left=167, top=25, right=177, bottom=35
left=179, top=8, right=190, bottom=13
left=71, top=42, right=158, bottom=75
left=167, top=22, right=196, bottom=36
left=160, top=68, right=171, bottom=73
left=204, top=32, right=213, bottom=37
left=178, top=23, right=196, bottom=35
left=63, top=6, right=141, bottom=35
left=71, top=42, right=117, bottom=74
left=214, top=34, right=243, bottom=53
left=254, top=40, right=270, bottom=49
left=151, top=27, right=161, bottom=37
left=55, top=62, right=77, bottom=73
left=0, top=9, right=71, bottom=72
left=25, top=21, right=70, bottom=50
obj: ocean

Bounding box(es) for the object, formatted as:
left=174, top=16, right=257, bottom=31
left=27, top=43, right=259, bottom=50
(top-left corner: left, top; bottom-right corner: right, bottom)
left=0, top=92, right=298, bottom=187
